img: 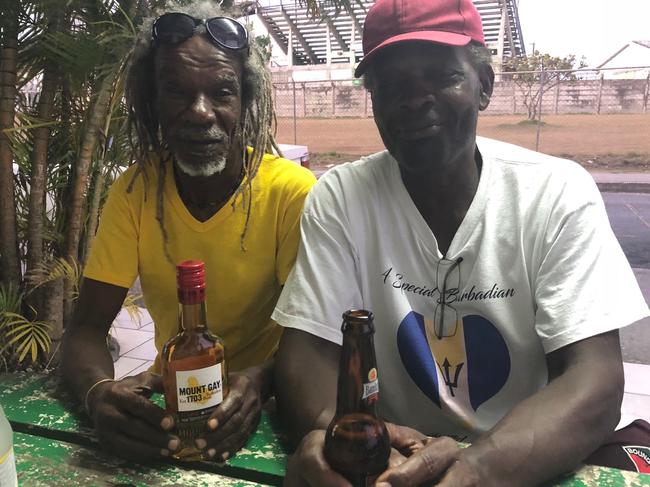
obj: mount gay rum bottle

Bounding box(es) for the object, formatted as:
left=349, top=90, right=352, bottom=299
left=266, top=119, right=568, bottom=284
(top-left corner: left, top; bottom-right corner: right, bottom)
left=162, top=260, right=227, bottom=461
left=324, top=310, right=391, bottom=486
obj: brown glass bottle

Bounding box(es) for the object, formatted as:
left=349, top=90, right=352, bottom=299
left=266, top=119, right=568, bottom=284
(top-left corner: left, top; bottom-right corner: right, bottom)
left=324, top=310, right=391, bottom=487
left=161, top=260, right=227, bottom=461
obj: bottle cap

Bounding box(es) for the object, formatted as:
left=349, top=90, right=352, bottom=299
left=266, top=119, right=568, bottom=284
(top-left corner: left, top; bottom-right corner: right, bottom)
left=177, top=260, right=206, bottom=305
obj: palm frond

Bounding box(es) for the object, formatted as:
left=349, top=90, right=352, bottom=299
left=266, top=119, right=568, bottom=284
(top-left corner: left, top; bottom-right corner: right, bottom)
left=122, top=293, right=144, bottom=326
left=26, top=257, right=82, bottom=301
left=0, top=312, right=52, bottom=366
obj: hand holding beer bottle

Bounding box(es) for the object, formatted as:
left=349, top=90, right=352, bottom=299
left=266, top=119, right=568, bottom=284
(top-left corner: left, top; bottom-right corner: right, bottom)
left=323, top=310, right=391, bottom=486
left=284, top=310, right=428, bottom=487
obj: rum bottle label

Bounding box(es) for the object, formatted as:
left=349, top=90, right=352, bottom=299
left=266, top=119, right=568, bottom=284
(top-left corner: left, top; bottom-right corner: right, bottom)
left=176, top=364, right=224, bottom=412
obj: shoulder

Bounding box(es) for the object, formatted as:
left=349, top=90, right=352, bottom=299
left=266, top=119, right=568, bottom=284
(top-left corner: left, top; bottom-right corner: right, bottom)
left=109, top=159, right=161, bottom=196
left=305, top=151, right=393, bottom=214
left=256, top=153, right=316, bottom=196
left=478, top=137, right=599, bottom=206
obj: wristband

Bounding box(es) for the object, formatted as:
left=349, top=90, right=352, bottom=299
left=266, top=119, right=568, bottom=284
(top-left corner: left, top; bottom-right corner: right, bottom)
left=84, top=378, right=115, bottom=414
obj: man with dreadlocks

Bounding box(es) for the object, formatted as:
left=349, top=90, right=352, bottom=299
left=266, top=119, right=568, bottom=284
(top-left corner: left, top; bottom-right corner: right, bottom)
left=61, top=1, right=315, bottom=463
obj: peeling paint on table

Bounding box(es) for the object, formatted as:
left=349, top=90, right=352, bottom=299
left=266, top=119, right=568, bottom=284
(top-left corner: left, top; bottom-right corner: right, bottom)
left=2, top=372, right=650, bottom=486
left=14, top=432, right=265, bottom=486
left=0, top=372, right=289, bottom=478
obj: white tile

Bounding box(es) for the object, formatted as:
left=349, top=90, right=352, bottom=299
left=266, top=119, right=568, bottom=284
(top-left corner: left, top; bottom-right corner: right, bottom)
left=623, top=362, right=650, bottom=396
left=110, top=327, right=154, bottom=356
left=123, top=338, right=158, bottom=361
left=114, top=356, right=147, bottom=380
left=124, top=360, right=155, bottom=377
left=138, top=308, right=153, bottom=326
left=141, top=322, right=155, bottom=332
left=113, top=308, right=143, bottom=329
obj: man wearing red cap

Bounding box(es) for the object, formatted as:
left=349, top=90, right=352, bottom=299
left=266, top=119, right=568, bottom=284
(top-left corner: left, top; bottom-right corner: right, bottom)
left=272, top=0, right=649, bottom=485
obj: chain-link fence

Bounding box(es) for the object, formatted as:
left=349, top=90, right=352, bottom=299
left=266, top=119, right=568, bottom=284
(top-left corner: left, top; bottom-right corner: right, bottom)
left=273, top=67, right=650, bottom=166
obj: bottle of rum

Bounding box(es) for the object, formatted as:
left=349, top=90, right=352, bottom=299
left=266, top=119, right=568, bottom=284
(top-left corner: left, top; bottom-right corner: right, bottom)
left=324, top=309, right=391, bottom=486
left=162, top=260, right=227, bottom=461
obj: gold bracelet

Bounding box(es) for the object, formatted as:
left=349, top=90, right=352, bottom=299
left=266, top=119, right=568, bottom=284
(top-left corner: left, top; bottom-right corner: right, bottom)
left=84, top=378, right=115, bottom=414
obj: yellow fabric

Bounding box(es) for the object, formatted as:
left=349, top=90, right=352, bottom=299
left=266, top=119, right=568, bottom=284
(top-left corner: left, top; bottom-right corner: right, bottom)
left=84, top=153, right=316, bottom=372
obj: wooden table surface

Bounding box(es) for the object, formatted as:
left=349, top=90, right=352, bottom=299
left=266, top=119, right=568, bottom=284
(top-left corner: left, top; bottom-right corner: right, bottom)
left=1, top=372, right=649, bottom=487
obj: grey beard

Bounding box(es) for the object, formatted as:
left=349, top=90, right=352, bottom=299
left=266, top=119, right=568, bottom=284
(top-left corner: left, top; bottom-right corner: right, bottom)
left=175, top=155, right=227, bottom=177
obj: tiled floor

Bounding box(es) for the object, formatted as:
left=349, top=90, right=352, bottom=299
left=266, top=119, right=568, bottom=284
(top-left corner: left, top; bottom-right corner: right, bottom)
left=112, top=307, right=650, bottom=428
left=111, top=307, right=155, bottom=378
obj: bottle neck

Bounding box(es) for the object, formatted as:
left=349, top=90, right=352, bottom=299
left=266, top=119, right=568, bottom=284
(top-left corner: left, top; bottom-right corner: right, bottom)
left=179, top=301, right=207, bottom=331
left=335, top=330, right=379, bottom=417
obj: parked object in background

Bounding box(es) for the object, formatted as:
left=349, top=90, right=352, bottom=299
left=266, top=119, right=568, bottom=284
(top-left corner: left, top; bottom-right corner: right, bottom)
left=276, top=143, right=310, bottom=169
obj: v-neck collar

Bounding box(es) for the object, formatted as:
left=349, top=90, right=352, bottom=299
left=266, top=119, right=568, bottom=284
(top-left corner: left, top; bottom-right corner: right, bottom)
left=164, top=160, right=247, bottom=233
left=388, top=144, right=492, bottom=260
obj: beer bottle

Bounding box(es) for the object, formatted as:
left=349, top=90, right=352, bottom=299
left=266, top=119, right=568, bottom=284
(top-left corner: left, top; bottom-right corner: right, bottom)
left=161, top=260, right=227, bottom=461
left=324, top=309, right=391, bottom=486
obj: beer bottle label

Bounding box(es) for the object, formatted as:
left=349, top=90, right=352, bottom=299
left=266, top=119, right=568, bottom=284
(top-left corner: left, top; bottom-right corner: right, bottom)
left=362, top=367, right=379, bottom=401
left=176, top=363, right=223, bottom=412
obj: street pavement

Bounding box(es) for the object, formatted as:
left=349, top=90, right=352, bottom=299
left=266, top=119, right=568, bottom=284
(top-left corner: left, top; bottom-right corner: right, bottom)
left=596, top=175, right=650, bottom=365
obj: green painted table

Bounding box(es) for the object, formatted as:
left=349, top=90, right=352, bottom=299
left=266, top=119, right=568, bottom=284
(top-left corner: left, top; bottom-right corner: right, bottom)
left=1, top=372, right=649, bottom=487
left=14, top=432, right=263, bottom=486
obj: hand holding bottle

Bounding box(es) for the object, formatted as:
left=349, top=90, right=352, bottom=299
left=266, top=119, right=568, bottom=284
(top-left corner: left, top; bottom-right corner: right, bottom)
left=86, top=371, right=181, bottom=461
left=194, top=368, right=266, bottom=462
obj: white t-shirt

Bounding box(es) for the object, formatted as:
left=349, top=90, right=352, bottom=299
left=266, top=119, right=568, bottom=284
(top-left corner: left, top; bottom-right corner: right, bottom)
left=273, top=137, right=649, bottom=440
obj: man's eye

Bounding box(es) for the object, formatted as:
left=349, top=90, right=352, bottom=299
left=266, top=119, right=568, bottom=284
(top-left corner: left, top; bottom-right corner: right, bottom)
left=214, top=89, right=233, bottom=98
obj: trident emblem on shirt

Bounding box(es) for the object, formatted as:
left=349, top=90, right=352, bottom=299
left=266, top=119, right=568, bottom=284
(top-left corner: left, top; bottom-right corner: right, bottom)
left=438, top=358, right=464, bottom=396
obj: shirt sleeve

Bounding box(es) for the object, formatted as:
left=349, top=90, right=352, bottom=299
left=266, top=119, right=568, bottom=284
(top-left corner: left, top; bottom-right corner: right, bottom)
left=534, top=172, right=649, bottom=353
left=83, top=172, right=139, bottom=289
left=273, top=182, right=363, bottom=345
left=275, top=168, right=317, bottom=285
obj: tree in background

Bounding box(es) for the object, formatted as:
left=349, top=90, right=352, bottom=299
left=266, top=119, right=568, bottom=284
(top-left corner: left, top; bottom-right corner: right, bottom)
left=503, top=50, right=587, bottom=121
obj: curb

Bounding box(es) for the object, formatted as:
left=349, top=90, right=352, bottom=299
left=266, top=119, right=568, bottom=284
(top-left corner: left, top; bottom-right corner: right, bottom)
left=596, top=183, right=650, bottom=194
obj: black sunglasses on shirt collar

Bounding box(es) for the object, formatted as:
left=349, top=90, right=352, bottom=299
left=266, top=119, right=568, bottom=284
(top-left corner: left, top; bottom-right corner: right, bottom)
left=152, top=12, right=249, bottom=53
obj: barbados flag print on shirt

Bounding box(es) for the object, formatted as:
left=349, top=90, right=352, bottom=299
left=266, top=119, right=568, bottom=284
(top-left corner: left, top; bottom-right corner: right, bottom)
left=396, top=310, right=511, bottom=432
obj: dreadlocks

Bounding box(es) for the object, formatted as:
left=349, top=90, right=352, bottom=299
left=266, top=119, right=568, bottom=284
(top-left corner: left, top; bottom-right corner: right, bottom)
left=124, top=0, right=277, bottom=260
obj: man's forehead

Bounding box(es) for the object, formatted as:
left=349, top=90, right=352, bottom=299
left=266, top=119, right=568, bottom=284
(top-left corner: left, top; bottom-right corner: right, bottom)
left=154, top=34, right=242, bottom=75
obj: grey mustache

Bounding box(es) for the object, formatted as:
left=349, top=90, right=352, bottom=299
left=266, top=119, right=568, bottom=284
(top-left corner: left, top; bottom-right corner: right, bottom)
left=175, top=127, right=228, bottom=141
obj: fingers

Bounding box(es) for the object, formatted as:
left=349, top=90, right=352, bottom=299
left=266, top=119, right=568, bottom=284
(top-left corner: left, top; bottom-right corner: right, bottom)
left=376, top=437, right=460, bottom=487
left=388, top=448, right=408, bottom=469
left=206, top=374, right=253, bottom=430
left=284, top=430, right=351, bottom=487
left=386, top=423, right=428, bottom=456
left=195, top=373, right=261, bottom=458
left=145, top=372, right=165, bottom=394
left=120, top=386, right=172, bottom=431
left=90, top=375, right=179, bottom=462
left=201, top=406, right=260, bottom=460
left=94, top=407, right=171, bottom=461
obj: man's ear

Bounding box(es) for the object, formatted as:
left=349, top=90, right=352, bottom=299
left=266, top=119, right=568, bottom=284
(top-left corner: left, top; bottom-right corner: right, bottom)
left=478, top=64, right=494, bottom=111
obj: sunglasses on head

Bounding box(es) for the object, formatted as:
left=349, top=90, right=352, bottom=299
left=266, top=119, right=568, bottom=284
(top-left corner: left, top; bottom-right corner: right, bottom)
left=152, top=12, right=249, bottom=51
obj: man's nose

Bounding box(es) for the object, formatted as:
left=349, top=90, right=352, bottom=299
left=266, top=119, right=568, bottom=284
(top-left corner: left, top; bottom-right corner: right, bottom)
left=400, top=91, right=436, bottom=112
left=186, top=93, right=216, bottom=124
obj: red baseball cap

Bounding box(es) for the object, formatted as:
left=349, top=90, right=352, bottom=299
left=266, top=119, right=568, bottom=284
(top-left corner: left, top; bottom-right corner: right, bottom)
left=355, top=0, right=485, bottom=77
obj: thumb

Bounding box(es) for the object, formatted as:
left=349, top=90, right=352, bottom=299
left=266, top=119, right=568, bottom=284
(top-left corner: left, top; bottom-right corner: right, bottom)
left=147, top=372, right=164, bottom=394
left=133, top=371, right=163, bottom=397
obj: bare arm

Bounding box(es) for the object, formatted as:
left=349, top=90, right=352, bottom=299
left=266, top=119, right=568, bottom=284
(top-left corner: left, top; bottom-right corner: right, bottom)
left=61, top=277, right=128, bottom=402
left=275, top=328, right=340, bottom=446
left=467, top=330, right=624, bottom=485
left=377, top=330, right=625, bottom=487
left=61, top=277, right=177, bottom=461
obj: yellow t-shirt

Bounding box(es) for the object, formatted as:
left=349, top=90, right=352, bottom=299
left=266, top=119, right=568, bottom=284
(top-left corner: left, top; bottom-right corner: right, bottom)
left=84, top=154, right=316, bottom=372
